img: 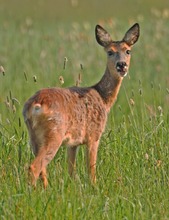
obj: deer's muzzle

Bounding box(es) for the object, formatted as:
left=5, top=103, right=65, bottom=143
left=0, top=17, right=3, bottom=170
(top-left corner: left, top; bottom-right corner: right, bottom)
left=116, top=62, right=128, bottom=77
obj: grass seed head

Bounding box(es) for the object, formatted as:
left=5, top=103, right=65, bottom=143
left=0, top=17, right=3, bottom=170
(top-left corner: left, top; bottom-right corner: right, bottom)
left=130, top=98, right=135, bottom=106
left=33, top=75, right=37, bottom=83
left=63, top=57, right=68, bottom=70
left=59, top=76, right=64, bottom=85
left=157, top=106, right=163, bottom=116
left=0, top=66, right=5, bottom=75
left=139, top=88, right=142, bottom=96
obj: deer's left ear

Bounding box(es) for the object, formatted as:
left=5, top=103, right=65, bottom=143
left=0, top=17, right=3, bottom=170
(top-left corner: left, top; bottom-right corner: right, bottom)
left=123, top=23, right=140, bottom=46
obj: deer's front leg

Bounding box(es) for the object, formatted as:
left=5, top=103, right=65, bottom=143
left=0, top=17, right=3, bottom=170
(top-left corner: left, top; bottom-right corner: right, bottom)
left=67, top=146, right=78, bottom=177
left=87, top=141, right=99, bottom=184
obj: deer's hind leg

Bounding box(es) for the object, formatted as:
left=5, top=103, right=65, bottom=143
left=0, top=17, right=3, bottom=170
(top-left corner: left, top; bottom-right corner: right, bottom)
left=40, top=168, right=48, bottom=189
left=29, top=137, right=62, bottom=188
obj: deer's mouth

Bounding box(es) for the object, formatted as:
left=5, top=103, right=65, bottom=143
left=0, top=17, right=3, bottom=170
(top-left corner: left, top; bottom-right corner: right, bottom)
left=116, top=62, right=128, bottom=77
left=119, top=70, right=128, bottom=77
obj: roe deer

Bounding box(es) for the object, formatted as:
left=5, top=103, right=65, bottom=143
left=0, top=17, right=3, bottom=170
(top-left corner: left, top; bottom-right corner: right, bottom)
left=23, top=23, right=140, bottom=188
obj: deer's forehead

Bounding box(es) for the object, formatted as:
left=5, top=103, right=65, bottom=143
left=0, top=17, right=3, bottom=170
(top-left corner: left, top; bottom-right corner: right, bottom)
left=106, top=42, right=130, bottom=51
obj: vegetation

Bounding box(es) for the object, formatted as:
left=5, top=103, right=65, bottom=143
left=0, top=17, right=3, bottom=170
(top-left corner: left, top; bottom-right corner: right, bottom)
left=0, top=1, right=169, bottom=219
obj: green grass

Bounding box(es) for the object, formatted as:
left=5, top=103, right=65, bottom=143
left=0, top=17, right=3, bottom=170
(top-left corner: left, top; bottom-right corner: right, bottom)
left=0, top=2, right=169, bottom=220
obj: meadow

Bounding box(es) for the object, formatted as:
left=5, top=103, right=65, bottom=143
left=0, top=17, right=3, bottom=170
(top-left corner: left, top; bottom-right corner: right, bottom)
left=0, top=1, right=169, bottom=219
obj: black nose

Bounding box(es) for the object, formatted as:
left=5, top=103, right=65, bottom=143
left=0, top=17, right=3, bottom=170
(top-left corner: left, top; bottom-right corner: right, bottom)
left=116, top=62, right=127, bottom=72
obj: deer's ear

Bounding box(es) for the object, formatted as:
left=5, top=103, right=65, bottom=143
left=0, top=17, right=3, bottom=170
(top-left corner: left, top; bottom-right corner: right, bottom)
left=123, top=23, right=140, bottom=46
left=95, top=25, right=112, bottom=47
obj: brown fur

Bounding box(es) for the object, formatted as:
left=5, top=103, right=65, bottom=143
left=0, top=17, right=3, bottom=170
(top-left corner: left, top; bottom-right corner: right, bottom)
left=23, top=23, right=140, bottom=188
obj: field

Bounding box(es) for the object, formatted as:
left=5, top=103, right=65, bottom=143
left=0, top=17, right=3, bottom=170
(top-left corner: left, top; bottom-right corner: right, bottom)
left=0, top=1, right=169, bottom=219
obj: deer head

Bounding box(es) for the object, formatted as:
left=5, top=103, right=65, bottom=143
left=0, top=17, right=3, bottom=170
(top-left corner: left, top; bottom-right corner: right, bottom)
left=95, top=23, right=140, bottom=78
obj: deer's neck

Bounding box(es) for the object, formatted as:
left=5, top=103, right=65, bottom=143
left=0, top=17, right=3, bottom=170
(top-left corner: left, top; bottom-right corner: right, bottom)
left=93, top=67, right=122, bottom=111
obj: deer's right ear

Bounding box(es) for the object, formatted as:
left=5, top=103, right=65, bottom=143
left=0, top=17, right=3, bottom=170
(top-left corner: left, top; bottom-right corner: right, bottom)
left=95, top=25, right=112, bottom=47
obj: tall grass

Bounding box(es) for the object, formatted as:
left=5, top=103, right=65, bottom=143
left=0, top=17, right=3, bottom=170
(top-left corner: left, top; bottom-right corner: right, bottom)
left=0, top=8, right=169, bottom=220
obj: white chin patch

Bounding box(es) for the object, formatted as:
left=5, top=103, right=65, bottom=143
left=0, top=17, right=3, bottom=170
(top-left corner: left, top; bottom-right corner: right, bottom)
left=123, top=72, right=128, bottom=77
left=119, top=71, right=128, bottom=77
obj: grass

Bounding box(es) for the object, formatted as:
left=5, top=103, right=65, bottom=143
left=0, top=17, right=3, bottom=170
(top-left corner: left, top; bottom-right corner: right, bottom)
left=0, top=3, right=169, bottom=220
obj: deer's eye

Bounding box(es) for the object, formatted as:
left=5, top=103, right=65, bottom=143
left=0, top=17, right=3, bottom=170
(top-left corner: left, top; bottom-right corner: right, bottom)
left=107, top=51, right=114, bottom=56
left=126, top=50, right=131, bottom=55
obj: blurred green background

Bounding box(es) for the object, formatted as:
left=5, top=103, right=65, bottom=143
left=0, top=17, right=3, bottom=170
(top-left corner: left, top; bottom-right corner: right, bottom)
left=1, top=0, right=169, bottom=22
